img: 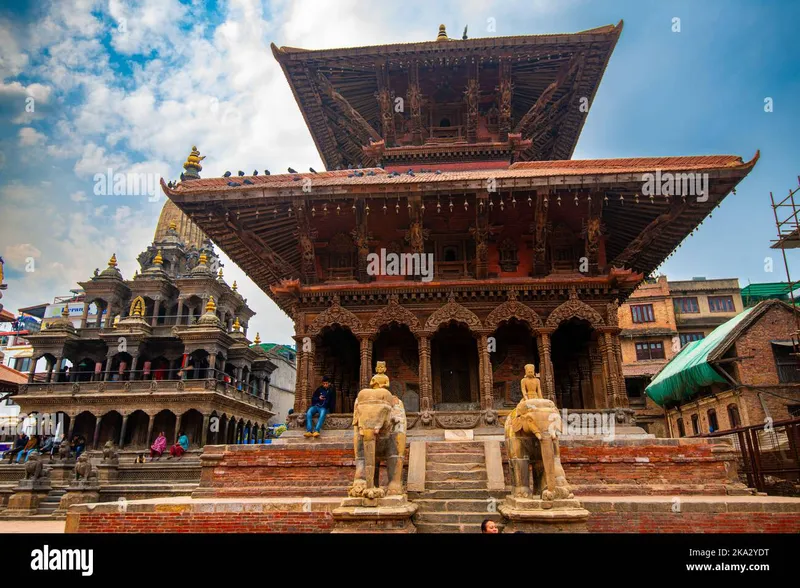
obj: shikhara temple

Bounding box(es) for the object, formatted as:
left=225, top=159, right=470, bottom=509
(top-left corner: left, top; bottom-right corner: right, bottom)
left=163, top=22, right=756, bottom=427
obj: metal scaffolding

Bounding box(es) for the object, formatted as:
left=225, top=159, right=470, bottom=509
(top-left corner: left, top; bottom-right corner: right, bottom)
left=770, top=177, right=800, bottom=354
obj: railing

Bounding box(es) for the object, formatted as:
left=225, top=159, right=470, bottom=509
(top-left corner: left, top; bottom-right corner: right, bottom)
left=21, top=368, right=271, bottom=410
left=697, top=417, right=800, bottom=493
left=76, top=313, right=246, bottom=331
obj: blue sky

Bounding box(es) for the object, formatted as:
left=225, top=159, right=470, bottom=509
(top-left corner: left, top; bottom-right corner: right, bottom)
left=0, top=0, right=798, bottom=344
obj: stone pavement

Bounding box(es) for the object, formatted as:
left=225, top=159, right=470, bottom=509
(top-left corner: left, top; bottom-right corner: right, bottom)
left=0, top=520, right=65, bottom=533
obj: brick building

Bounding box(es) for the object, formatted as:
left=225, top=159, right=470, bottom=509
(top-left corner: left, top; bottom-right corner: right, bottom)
left=644, top=299, right=800, bottom=436
left=670, top=277, right=743, bottom=344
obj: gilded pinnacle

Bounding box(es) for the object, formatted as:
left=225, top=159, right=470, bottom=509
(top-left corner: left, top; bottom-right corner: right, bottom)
left=205, top=296, right=217, bottom=313
left=198, top=253, right=208, bottom=265
left=153, top=250, right=164, bottom=265
left=233, top=316, right=241, bottom=331
left=254, top=332, right=261, bottom=345
left=232, top=280, right=238, bottom=292
left=108, top=253, right=118, bottom=267
left=436, top=24, right=449, bottom=41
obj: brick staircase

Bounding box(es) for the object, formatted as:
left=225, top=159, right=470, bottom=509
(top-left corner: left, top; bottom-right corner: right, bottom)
left=36, top=488, right=66, bottom=516
left=412, top=442, right=504, bottom=533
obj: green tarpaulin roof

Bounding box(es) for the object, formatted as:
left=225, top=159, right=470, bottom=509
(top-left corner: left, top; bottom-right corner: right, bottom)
left=645, top=306, right=757, bottom=407
left=741, top=282, right=795, bottom=300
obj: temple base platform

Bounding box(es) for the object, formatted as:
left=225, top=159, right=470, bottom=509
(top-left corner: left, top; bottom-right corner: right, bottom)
left=498, top=496, right=590, bottom=533
left=331, top=495, right=418, bottom=533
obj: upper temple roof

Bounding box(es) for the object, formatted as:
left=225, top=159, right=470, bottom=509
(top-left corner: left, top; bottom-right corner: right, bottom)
left=271, top=21, right=624, bottom=169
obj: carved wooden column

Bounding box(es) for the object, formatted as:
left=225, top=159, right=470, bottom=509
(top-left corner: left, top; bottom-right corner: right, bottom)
left=145, top=414, right=154, bottom=446
left=352, top=203, right=370, bottom=283
left=465, top=62, right=479, bottom=143
left=584, top=194, right=602, bottom=275
left=408, top=60, right=423, bottom=146
left=578, top=356, right=593, bottom=409
left=589, top=347, right=606, bottom=409
left=417, top=334, right=433, bottom=412
left=598, top=329, right=626, bottom=408
left=531, top=191, right=549, bottom=276
left=174, top=414, right=183, bottom=444
left=472, top=195, right=489, bottom=279
left=293, top=335, right=308, bottom=413
left=359, top=334, right=373, bottom=390
left=535, top=328, right=556, bottom=402
left=611, top=331, right=628, bottom=408
left=296, top=207, right=318, bottom=284
left=498, top=57, right=513, bottom=141
left=478, top=332, right=493, bottom=410
left=92, top=417, right=102, bottom=449
left=376, top=61, right=396, bottom=146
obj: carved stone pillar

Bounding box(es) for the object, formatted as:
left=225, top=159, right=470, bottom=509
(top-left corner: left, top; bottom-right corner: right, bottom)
left=92, top=417, right=102, bottom=449
left=201, top=414, right=210, bottom=446
left=610, top=331, right=628, bottom=408
left=176, top=298, right=184, bottom=326
left=80, top=302, right=89, bottom=329
left=293, top=336, right=307, bottom=413
left=28, top=358, right=37, bottom=383
left=46, top=357, right=56, bottom=383
left=103, top=353, right=114, bottom=382
left=597, top=334, right=613, bottom=409
left=67, top=416, right=76, bottom=442
left=145, top=415, right=154, bottom=447
left=174, top=414, right=182, bottom=444
left=589, top=347, right=606, bottom=409
left=598, top=330, right=626, bottom=408
left=478, top=333, right=493, bottom=410
left=119, top=413, right=129, bottom=448
left=151, top=298, right=161, bottom=327
left=359, top=335, right=373, bottom=390
left=129, top=354, right=139, bottom=381
left=417, top=334, right=433, bottom=412
left=578, top=356, right=593, bottom=410
left=223, top=417, right=231, bottom=445
left=535, top=329, right=556, bottom=402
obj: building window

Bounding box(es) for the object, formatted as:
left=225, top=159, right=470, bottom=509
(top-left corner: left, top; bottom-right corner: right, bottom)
left=676, top=418, right=686, bottom=437
left=691, top=414, right=699, bottom=435
left=635, top=341, right=665, bottom=361
left=674, top=297, right=699, bottom=314
left=789, top=405, right=800, bottom=418
left=773, top=343, right=800, bottom=383
left=708, top=295, right=735, bottom=312
left=727, top=404, right=741, bottom=428
left=631, top=304, right=655, bottom=323
left=13, top=357, right=31, bottom=373
left=707, top=409, right=719, bottom=433
left=680, top=332, right=705, bottom=347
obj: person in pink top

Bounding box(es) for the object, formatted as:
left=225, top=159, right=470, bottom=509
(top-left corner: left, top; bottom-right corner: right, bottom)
left=150, top=431, right=167, bottom=461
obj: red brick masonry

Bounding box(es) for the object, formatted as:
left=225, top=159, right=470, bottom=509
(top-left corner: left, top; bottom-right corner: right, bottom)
left=65, top=496, right=800, bottom=533
left=192, top=437, right=743, bottom=498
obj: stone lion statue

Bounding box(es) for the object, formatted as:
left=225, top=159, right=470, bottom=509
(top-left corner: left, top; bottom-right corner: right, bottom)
left=23, top=452, right=50, bottom=480
left=102, top=440, right=119, bottom=462
left=74, top=453, right=98, bottom=482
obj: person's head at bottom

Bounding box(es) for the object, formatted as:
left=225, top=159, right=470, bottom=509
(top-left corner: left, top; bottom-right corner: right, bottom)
left=321, top=375, right=331, bottom=390
left=481, top=519, right=499, bottom=534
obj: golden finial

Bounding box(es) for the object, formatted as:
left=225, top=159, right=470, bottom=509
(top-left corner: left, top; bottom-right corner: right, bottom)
left=233, top=317, right=241, bottom=332
left=153, top=250, right=163, bottom=265
left=183, top=146, right=205, bottom=178
left=205, top=296, right=216, bottom=313
left=198, top=253, right=208, bottom=265
left=61, top=306, right=69, bottom=318
left=254, top=332, right=261, bottom=345
left=436, top=24, right=449, bottom=41
left=168, top=220, right=177, bottom=231
left=113, top=315, right=120, bottom=328
left=217, top=268, right=223, bottom=278
left=108, top=253, right=118, bottom=267
left=232, top=280, right=238, bottom=292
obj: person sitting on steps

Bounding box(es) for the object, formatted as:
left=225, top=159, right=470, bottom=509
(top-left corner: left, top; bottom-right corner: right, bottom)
left=305, top=376, right=335, bottom=438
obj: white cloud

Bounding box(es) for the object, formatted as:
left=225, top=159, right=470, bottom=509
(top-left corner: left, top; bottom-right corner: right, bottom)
left=70, top=191, right=88, bottom=202
left=73, top=142, right=129, bottom=179
left=18, top=127, right=46, bottom=147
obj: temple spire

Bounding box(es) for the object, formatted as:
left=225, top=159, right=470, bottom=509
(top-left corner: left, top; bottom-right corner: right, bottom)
left=183, top=146, right=205, bottom=180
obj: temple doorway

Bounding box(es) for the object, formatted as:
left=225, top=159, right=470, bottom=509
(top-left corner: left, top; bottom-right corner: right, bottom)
left=315, top=326, right=360, bottom=413
left=550, top=318, right=602, bottom=409
left=372, top=323, right=420, bottom=411
left=431, top=323, right=479, bottom=409
left=489, top=319, right=539, bottom=408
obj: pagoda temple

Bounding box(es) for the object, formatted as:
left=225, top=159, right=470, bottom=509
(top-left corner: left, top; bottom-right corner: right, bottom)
left=161, top=22, right=757, bottom=429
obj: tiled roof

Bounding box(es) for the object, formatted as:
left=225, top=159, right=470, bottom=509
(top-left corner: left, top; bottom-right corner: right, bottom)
left=0, top=364, right=27, bottom=385
left=166, top=153, right=758, bottom=196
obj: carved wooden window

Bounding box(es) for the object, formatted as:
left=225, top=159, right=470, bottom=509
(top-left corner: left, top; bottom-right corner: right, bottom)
left=326, top=233, right=356, bottom=280
left=498, top=237, right=519, bottom=272
left=549, top=224, right=578, bottom=272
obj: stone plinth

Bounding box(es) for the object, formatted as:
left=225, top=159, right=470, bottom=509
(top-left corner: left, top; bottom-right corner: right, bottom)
left=97, top=462, right=120, bottom=484
left=499, top=496, right=590, bottom=533
left=54, top=481, right=101, bottom=518
left=47, top=463, right=75, bottom=486
left=332, top=495, right=418, bottom=533
left=3, top=478, right=53, bottom=517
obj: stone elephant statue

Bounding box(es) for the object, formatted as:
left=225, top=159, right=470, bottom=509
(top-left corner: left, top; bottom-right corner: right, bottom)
left=348, top=387, right=407, bottom=500
left=505, top=398, right=573, bottom=501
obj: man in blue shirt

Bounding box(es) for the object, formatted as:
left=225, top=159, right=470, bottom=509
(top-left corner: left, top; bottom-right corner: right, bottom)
left=305, top=376, right=335, bottom=438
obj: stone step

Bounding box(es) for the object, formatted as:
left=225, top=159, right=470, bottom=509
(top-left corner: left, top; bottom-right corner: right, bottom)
left=415, top=522, right=482, bottom=534
left=426, top=469, right=487, bottom=482
left=426, top=461, right=485, bottom=472
left=425, top=480, right=488, bottom=490
left=414, top=499, right=501, bottom=513
left=424, top=452, right=486, bottom=465
left=411, top=488, right=505, bottom=500
left=426, top=442, right=484, bottom=454
left=415, top=511, right=504, bottom=525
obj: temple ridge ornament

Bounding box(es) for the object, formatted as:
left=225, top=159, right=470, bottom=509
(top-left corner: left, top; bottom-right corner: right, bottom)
left=183, top=146, right=205, bottom=180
